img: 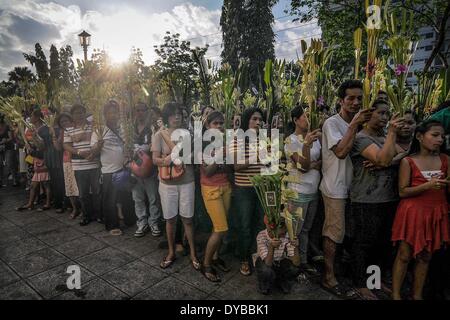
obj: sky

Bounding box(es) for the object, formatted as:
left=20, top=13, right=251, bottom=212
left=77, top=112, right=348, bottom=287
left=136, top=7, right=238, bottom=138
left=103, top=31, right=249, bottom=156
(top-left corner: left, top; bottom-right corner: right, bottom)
left=0, top=0, right=321, bottom=81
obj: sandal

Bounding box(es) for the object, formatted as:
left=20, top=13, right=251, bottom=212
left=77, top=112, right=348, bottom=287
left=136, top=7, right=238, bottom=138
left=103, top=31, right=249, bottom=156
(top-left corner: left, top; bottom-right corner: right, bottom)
left=320, top=283, right=357, bottom=300
left=69, top=211, right=80, bottom=220
left=16, top=205, right=33, bottom=211
left=160, top=256, right=176, bottom=269
left=212, top=257, right=231, bottom=272
left=240, top=262, right=251, bottom=276
left=37, top=206, right=51, bottom=212
left=55, top=208, right=64, bottom=214
left=191, top=259, right=201, bottom=271
left=109, top=229, right=122, bottom=236
left=201, top=265, right=221, bottom=283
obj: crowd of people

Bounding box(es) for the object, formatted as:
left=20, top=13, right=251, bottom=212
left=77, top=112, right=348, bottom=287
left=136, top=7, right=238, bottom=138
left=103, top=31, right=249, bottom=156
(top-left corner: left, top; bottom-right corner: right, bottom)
left=1, top=79, right=449, bottom=300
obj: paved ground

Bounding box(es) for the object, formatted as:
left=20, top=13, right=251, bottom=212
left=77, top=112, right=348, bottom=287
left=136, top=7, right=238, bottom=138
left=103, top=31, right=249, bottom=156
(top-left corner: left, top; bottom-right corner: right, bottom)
left=0, top=185, right=337, bottom=300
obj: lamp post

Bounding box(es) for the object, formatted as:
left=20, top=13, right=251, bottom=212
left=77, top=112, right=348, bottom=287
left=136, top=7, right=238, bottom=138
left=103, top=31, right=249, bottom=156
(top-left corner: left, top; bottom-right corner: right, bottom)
left=78, top=30, right=91, bottom=62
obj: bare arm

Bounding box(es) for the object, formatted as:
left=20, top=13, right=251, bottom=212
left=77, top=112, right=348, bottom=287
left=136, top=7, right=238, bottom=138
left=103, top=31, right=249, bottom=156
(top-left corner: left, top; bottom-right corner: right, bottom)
left=398, top=158, right=447, bottom=198
left=263, top=240, right=279, bottom=267
left=332, top=123, right=359, bottom=159
left=290, top=130, right=321, bottom=171
left=332, top=109, right=373, bottom=159
left=64, top=141, right=90, bottom=158
left=152, top=150, right=172, bottom=167
left=360, top=132, right=397, bottom=167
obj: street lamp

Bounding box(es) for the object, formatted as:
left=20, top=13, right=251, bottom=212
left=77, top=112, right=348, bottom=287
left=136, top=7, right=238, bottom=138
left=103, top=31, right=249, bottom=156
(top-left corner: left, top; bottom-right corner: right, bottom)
left=78, top=30, right=91, bottom=62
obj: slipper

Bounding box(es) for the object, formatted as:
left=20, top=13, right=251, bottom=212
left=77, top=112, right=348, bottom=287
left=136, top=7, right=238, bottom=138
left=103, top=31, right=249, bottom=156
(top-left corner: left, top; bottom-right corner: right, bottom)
left=160, top=256, right=176, bottom=269
left=109, top=229, right=122, bottom=236
left=69, top=211, right=80, bottom=220
left=191, top=259, right=201, bottom=271
left=212, top=257, right=231, bottom=273
left=16, top=205, right=33, bottom=211
left=201, top=265, right=221, bottom=283
left=240, top=262, right=251, bottom=276
left=321, top=283, right=357, bottom=300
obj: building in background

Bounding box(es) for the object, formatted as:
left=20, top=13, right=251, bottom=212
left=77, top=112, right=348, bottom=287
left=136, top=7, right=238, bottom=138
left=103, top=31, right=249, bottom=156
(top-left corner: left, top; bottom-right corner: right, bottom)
left=407, top=23, right=450, bottom=87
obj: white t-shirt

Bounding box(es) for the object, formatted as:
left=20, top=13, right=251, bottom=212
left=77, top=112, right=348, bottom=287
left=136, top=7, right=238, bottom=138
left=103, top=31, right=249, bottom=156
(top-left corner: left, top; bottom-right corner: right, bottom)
left=319, top=114, right=353, bottom=199
left=284, top=133, right=321, bottom=194
left=91, top=126, right=125, bottom=174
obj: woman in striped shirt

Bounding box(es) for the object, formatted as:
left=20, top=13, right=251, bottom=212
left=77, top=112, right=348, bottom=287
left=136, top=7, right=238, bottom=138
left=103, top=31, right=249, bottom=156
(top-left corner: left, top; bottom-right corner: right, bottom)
left=231, top=107, right=265, bottom=276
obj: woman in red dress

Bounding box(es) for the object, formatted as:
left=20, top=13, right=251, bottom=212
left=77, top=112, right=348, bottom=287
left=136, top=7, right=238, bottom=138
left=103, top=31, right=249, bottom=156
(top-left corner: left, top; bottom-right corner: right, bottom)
left=392, top=119, right=450, bottom=300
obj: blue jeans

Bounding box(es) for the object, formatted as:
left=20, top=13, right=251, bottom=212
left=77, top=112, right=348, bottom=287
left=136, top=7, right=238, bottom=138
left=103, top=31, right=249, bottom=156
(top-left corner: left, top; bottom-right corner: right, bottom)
left=288, top=193, right=319, bottom=263
left=132, top=175, right=161, bottom=228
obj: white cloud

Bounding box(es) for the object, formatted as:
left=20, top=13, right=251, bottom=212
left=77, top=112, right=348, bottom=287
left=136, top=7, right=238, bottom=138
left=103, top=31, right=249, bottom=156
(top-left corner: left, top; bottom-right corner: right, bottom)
left=0, top=0, right=321, bottom=80
left=0, top=0, right=221, bottom=79
left=273, top=18, right=321, bottom=61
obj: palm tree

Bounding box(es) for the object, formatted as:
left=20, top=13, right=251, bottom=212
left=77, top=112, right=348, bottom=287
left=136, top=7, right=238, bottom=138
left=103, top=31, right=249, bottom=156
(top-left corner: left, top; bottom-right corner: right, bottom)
left=7, top=66, right=36, bottom=97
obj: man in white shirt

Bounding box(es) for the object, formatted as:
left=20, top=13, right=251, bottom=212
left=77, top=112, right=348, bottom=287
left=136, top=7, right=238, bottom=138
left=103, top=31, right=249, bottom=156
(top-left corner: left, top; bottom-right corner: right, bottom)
left=319, top=80, right=372, bottom=298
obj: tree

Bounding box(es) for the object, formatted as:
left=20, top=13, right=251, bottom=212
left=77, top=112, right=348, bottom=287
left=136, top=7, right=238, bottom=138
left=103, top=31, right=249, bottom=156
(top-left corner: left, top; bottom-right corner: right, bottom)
left=7, top=66, right=36, bottom=97
left=59, top=45, right=76, bottom=88
left=243, top=0, right=277, bottom=86
left=153, top=32, right=207, bottom=107
left=288, top=0, right=449, bottom=77
left=23, top=43, right=49, bottom=82
left=48, top=44, right=61, bottom=98
left=49, top=45, right=61, bottom=82
left=221, top=0, right=278, bottom=86
left=220, top=0, right=244, bottom=71
left=0, top=81, right=16, bottom=97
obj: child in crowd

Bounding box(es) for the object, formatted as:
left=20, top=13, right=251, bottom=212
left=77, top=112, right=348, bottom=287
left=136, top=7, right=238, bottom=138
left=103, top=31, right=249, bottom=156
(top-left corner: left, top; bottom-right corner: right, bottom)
left=255, top=217, right=300, bottom=295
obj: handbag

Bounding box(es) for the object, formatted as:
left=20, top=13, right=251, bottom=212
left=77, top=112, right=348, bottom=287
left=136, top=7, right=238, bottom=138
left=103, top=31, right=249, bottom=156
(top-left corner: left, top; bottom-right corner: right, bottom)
left=157, top=129, right=185, bottom=181
left=25, top=154, right=34, bottom=165
left=130, top=150, right=154, bottom=178
left=159, top=161, right=185, bottom=181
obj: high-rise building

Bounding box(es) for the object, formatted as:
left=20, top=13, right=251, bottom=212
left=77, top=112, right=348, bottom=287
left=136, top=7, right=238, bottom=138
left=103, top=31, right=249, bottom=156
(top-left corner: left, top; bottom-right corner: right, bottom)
left=408, top=22, right=450, bottom=87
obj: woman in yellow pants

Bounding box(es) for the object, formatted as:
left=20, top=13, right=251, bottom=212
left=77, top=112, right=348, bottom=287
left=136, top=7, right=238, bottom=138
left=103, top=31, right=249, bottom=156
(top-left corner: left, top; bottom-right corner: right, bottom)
left=200, top=111, right=232, bottom=282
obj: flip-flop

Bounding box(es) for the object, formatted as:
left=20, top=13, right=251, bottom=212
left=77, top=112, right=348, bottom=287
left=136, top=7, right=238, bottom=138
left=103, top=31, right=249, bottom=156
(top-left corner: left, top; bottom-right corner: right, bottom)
left=16, top=205, right=33, bottom=211
left=240, top=262, right=251, bottom=276
left=320, top=283, right=357, bottom=300
left=212, top=258, right=231, bottom=273
left=191, top=259, right=201, bottom=271
left=70, top=212, right=80, bottom=220
left=201, top=265, right=221, bottom=283
left=109, top=229, right=122, bottom=236
left=160, top=256, right=176, bottom=269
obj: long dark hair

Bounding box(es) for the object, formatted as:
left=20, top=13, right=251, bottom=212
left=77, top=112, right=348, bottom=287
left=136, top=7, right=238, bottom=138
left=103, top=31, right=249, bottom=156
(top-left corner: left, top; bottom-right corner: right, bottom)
left=202, top=110, right=224, bottom=135
left=288, top=104, right=307, bottom=135
left=241, top=107, right=263, bottom=131
left=408, top=119, right=445, bottom=155
left=202, top=110, right=224, bottom=151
